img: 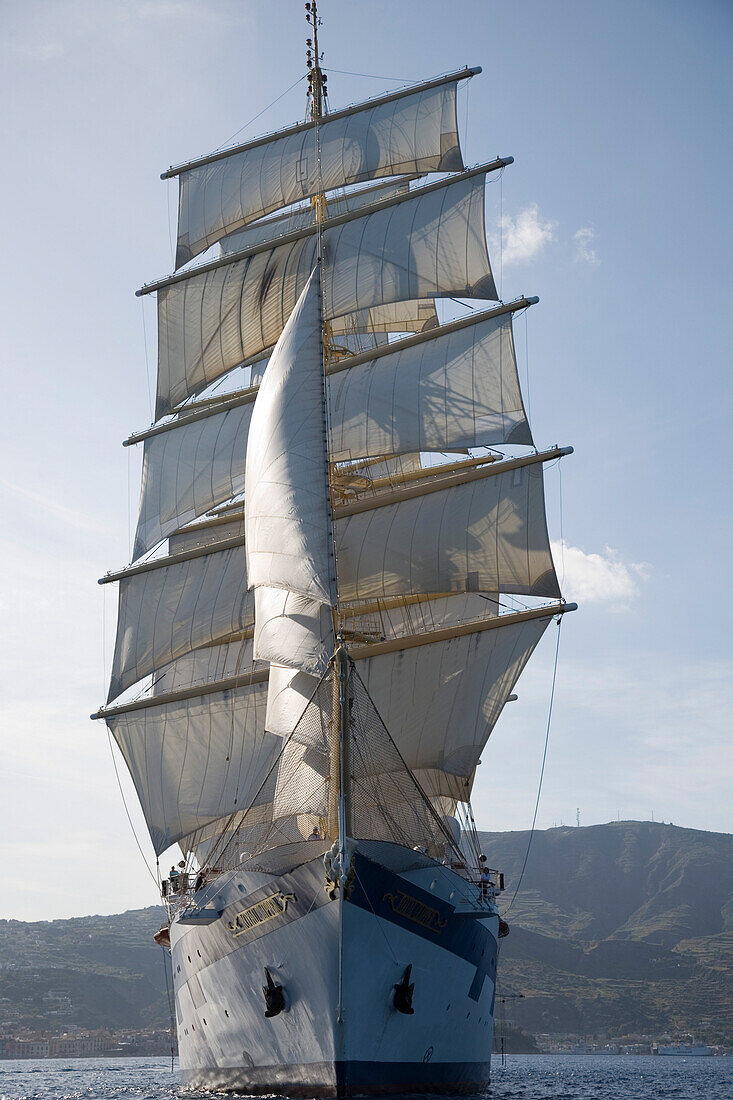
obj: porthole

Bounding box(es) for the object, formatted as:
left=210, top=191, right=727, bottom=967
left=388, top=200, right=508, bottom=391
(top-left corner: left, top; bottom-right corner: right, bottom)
left=188, top=955, right=192, bottom=962
left=197, top=949, right=202, bottom=958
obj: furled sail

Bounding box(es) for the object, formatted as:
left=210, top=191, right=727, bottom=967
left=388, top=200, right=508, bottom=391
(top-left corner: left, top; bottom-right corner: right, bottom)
left=166, top=70, right=475, bottom=266
left=147, top=167, right=498, bottom=417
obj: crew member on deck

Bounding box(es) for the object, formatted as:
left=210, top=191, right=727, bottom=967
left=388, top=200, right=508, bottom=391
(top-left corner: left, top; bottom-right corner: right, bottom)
left=480, top=865, right=495, bottom=898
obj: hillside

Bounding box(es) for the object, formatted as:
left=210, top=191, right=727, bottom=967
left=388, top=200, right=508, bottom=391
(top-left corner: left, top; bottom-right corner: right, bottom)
left=0, top=907, right=168, bottom=1032
left=0, top=822, right=729, bottom=1043
left=479, top=821, right=733, bottom=1044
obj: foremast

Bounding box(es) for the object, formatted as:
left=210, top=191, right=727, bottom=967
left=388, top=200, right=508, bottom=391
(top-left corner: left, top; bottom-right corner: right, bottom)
left=305, top=0, right=351, bottom=853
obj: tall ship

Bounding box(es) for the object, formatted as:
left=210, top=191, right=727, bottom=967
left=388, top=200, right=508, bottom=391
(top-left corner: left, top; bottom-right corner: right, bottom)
left=93, top=6, right=575, bottom=1094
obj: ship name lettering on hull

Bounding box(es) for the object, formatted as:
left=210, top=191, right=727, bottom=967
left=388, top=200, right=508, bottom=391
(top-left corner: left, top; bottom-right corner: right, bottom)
left=227, top=892, right=296, bottom=936
left=382, top=890, right=447, bottom=933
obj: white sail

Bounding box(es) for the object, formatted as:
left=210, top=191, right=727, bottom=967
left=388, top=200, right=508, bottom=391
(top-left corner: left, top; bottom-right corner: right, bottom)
left=170, top=74, right=468, bottom=265
left=108, top=683, right=278, bottom=853
left=334, top=459, right=559, bottom=602
left=107, top=542, right=252, bottom=702
left=254, top=588, right=333, bottom=676
left=358, top=616, right=552, bottom=784
left=133, top=400, right=252, bottom=559
left=263, top=609, right=552, bottom=786
left=152, top=639, right=255, bottom=696
left=330, top=299, right=437, bottom=335
left=264, top=596, right=498, bottom=743
left=154, top=171, right=494, bottom=416
left=168, top=515, right=244, bottom=553
left=245, top=266, right=335, bottom=609
left=220, top=178, right=416, bottom=253
left=328, top=309, right=532, bottom=460
left=343, top=592, right=500, bottom=642
left=130, top=309, right=528, bottom=560
left=265, top=663, right=322, bottom=739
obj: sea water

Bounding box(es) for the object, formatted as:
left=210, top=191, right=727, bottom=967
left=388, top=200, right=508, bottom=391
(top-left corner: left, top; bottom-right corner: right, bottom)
left=0, top=1054, right=730, bottom=1100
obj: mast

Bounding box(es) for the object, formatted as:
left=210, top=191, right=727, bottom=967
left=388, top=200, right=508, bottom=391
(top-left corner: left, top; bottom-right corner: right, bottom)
left=307, top=1, right=347, bottom=848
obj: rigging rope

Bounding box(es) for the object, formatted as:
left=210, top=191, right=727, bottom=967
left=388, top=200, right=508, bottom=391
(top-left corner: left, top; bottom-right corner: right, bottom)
left=106, top=729, right=160, bottom=890
left=499, top=170, right=503, bottom=299
left=322, top=67, right=412, bottom=82
left=211, top=75, right=307, bottom=154
left=558, top=462, right=566, bottom=587
left=504, top=615, right=563, bottom=914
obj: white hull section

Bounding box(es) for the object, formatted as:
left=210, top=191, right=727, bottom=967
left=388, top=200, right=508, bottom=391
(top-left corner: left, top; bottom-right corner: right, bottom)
left=170, top=840, right=498, bottom=1095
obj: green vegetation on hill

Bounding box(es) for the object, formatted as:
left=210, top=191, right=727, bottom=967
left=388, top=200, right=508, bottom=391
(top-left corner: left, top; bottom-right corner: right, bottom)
left=0, top=907, right=168, bottom=1031
left=479, top=821, right=733, bottom=1044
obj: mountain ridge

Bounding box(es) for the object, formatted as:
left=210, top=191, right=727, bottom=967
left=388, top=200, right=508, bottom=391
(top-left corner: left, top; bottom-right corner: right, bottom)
left=478, top=820, right=732, bottom=1043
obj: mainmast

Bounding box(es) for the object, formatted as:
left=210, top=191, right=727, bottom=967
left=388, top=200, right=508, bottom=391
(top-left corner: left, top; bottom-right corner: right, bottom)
left=307, top=1, right=347, bottom=848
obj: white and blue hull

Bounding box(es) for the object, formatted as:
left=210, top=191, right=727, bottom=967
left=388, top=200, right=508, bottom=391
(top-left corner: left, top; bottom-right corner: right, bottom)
left=170, top=840, right=498, bottom=1095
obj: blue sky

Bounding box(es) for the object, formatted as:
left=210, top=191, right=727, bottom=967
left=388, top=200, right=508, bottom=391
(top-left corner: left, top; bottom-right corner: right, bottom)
left=0, top=0, right=731, bottom=920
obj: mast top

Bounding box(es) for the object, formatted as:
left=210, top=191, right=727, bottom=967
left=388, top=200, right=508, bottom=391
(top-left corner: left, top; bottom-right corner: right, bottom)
left=306, top=0, right=328, bottom=121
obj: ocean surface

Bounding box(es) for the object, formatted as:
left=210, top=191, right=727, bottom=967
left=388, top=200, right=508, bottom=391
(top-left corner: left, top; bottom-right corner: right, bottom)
left=0, top=1055, right=730, bottom=1100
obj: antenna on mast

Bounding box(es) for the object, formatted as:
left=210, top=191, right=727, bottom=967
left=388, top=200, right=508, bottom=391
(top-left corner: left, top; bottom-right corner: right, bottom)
left=305, top=1, right=328, bottom=121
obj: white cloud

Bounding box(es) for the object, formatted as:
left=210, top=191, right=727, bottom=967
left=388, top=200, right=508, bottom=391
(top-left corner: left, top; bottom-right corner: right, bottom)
left=552, top=540, right=649, bottom=605
left=573, top=226, right=599, bottom=265
left=500, top=204, right=556, bottom=265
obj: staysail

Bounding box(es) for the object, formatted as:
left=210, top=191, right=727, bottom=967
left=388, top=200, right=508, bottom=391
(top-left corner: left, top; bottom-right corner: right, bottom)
left=94, top=63, right=574, bottom=860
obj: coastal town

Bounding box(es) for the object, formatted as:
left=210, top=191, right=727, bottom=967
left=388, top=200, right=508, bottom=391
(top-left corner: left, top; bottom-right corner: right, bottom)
left=0, top=1027, right=174, bottom=1059
left=1, top=1025, right=727, bottom=1060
